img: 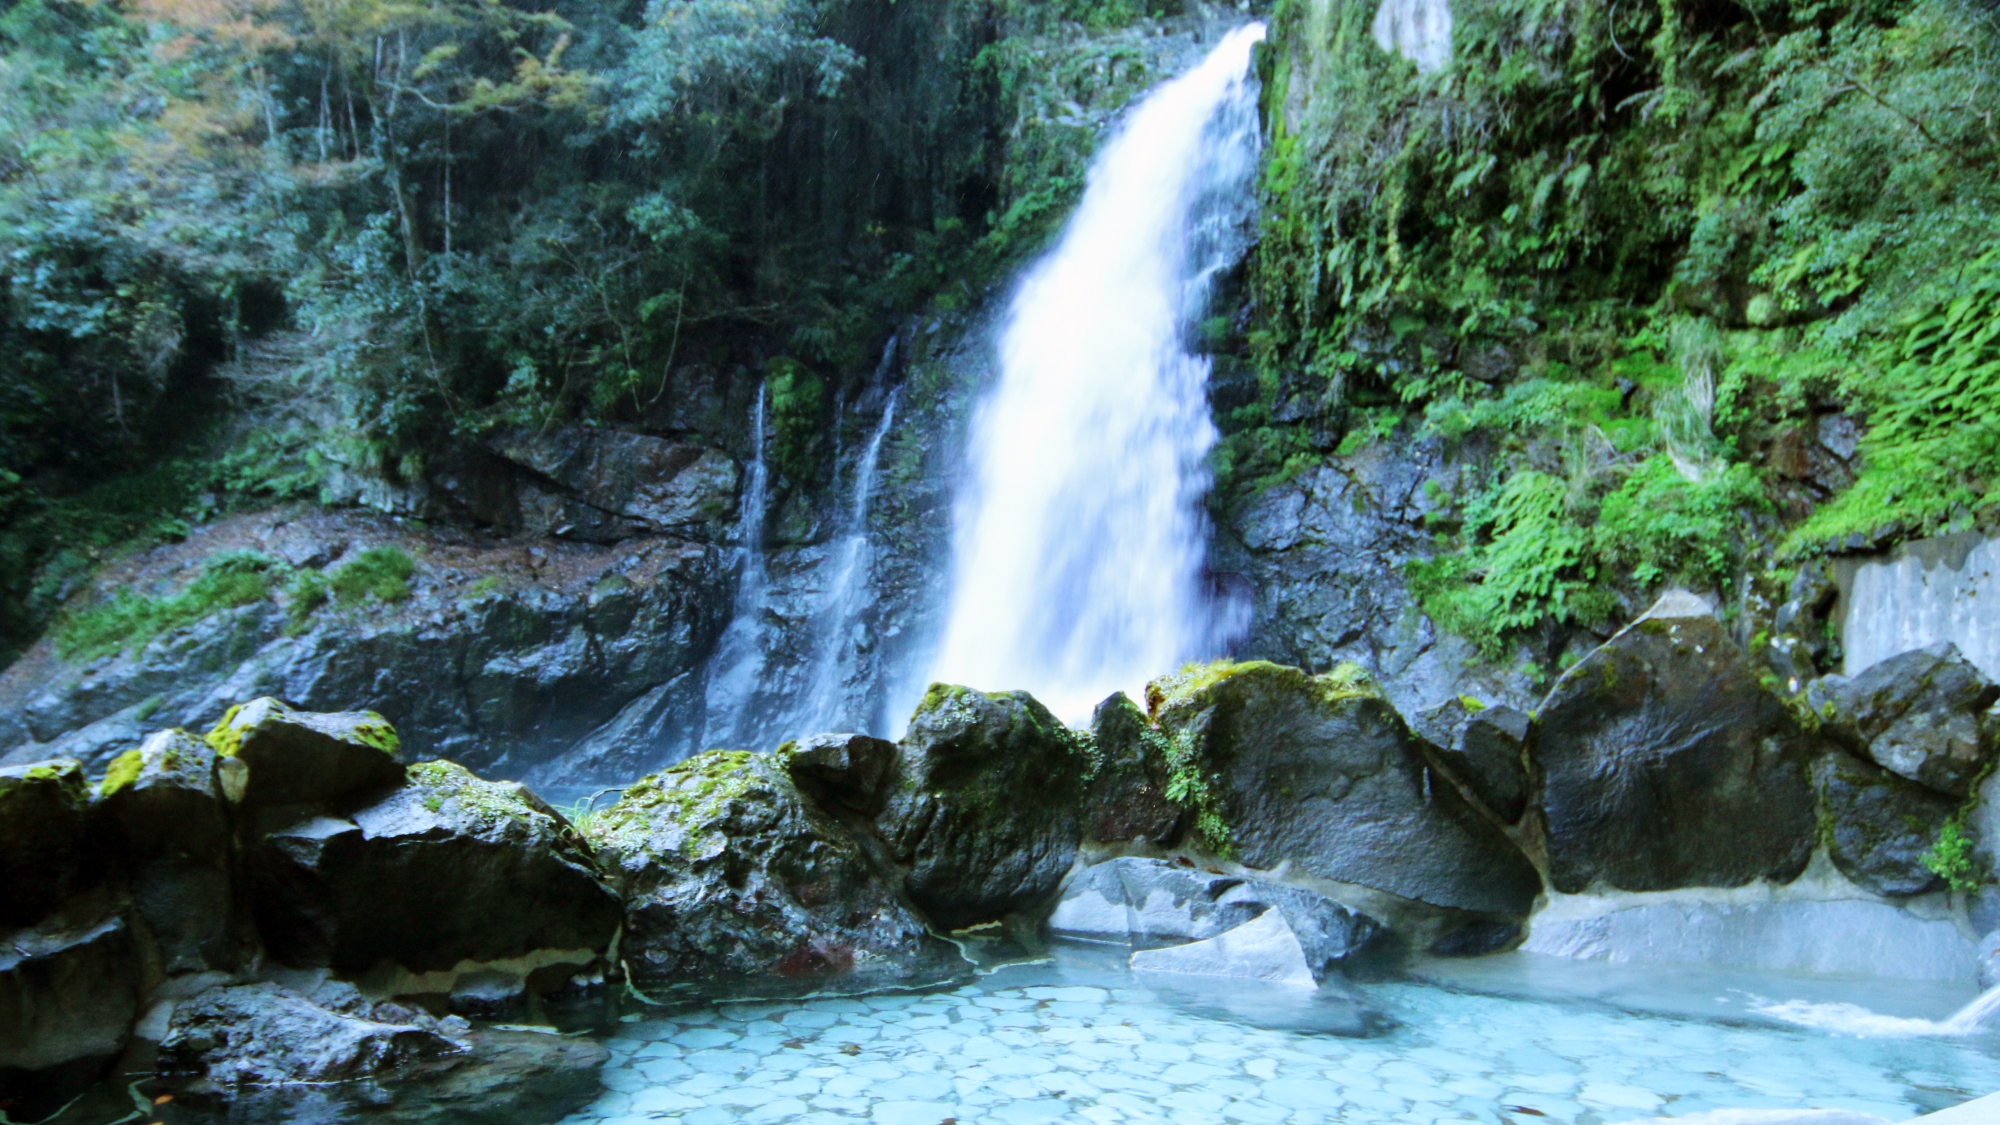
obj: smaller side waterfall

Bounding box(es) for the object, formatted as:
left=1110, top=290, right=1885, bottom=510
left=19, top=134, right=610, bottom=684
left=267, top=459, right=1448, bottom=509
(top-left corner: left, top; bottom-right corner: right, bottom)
left=799, top=386, right=900, bottom=732
left=1754, top=981, right=2000, bottom=1036
left=701, top=387, right=772, bottom=744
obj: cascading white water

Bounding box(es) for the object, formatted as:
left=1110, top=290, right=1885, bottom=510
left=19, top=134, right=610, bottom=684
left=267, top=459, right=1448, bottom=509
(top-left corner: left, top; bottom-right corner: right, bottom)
left=702, top=387, right=772, bottom=743
left=928, top=23, right=1266, bottom=717
left=799, top=385, right=900, bottom=732
left=1754, top=982, right=2000, bottom=1036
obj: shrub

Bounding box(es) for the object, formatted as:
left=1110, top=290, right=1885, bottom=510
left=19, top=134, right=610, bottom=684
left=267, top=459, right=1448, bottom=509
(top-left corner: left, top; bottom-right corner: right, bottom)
left=329, top=547, right=416, bottom=605
left=55, top=551, right=284, bottom=660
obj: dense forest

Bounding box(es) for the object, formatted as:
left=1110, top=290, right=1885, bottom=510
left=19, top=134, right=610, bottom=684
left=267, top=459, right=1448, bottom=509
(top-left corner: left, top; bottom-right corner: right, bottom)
left=2, top=0, right=1998, bottom=681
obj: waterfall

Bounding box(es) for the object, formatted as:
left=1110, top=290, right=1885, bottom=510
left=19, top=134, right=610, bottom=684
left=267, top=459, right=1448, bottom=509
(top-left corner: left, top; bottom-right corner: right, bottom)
left=928, top=23, right=1266, bottom=718
left=799, top=384, right=901, bottom=732
left=702, top=387, right=772, bottom=743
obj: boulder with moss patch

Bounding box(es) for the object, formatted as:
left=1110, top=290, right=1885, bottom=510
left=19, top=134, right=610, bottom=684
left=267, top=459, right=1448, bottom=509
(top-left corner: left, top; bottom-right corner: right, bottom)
left=1813, top=749, right=1956, bottom=897
left=780, top=732, right=898, bottom=817
left=1535, top=603, right=1817, bottom=894
left=590, top=749, right=936, bottom=983
left=1080, top=693, right=1186, bottom=848
left=99, top=730, right=251, bottom=972
left=248, top=758, right=619, bottom=979
left=0, top=758, right=94, bottom=928
left=206, top=697, right=406, bottom=812
left=1150, top=662, right=1540, bottom=919
left=879, top=685, right=1092, bottom=931
left=1410, top=698, right=1533, bottom=825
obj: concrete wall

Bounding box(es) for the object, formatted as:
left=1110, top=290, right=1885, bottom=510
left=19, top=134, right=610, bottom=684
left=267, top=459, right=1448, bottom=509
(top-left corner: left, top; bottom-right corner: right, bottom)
left=1838, top=533, right=2000, bottom=679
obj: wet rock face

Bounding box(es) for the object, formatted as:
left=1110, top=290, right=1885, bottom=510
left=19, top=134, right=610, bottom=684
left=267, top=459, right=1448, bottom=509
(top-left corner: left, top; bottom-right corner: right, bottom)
left=590, top=750, right=934, bottom=981
left=0, top=895, right=143, bottom=1114
left=1080, top=694, right=1186, bottom=848
left=0, top=758, right=93, bottom=928
left=1152, top=662, right=1541, bottom=918
left=1813, top=750, right=1954, bottom=898
left=0, top=512, right=730, bottom=785
left=1819, top=642, right=1998, bottom=797
left=489, top=427, right=741, bottom=543
left=248, top=760, right=620, bottom=974
left=880, top=685, right=1091, bottom=931
left=1535, top=609, right=1817, bottom=894
left=99, top=730, right=249, bottom=973
left=1049, top=857, right=1381, bottom=979
left=781, top=732, right=898, bottom=817
left=158, top=980, right=466, bottom=1087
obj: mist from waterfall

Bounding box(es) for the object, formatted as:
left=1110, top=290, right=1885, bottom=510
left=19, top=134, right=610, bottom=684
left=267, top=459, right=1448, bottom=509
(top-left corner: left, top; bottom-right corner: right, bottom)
left=928, top=23, right=1266, bottom=718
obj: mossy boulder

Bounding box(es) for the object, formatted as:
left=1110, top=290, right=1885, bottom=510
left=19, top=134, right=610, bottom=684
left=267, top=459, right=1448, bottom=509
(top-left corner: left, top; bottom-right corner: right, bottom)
left=248, top=759, right=619, bottom=976
left=99, top=730, right=250, bottom=973
left=1535, top=605, right=1817, bottom=894
left=1813, top=749, right=1955, bottom=897
left=0, top=893, right=143, bottom=1118
left=1080, top=693, right=1186, bottom=848
left=589, top=749, right=935, bottom=982
left=1151, top=662, right=1541, bottom=919
left=1818, top=643, right=1998, bottom=798
left=206, top=697, right=406, bottom=811
left=0, top=758, right=93, bottom=929
left=879, top=685, right=1091, bottom=931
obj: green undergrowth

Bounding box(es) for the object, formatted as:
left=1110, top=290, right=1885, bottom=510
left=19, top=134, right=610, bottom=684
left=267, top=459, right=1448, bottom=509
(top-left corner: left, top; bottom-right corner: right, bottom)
left=53, top=545, right=417, bottom=660
left=1236, top=0, right=2000, bottom=661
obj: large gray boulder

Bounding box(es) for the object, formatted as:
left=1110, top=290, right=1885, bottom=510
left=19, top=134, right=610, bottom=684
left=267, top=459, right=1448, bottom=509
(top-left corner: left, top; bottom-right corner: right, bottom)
left=1819, top=643, right=1998, bottom=797
left=1410, top=698, right=1533, bottom=824
left=1535, top=605, right=1816, bottom=893
left=590, top=749, right=936, bottom=982
left=99, top=729, right=251, bottom=972
left=1049, top=857, right=1380, bottom=979
left=781, top=732, right=897, bottom=817
left=1150, top=662, right=1540, bottom=919
left=1813, top=749, right=1955, bottom=897
left=0, top=894, right=143, bottom=1114
left=206, top=697, right=406, bottom=813
left=0, top=758, right=93, bottom=928
left=248, top=758, right=620, bottom=978
left=879, top=685, right=1092, bottom=931
left=1080, top=694, right=1185, bottom=848
left=158, top=980, right=465, bottom=1086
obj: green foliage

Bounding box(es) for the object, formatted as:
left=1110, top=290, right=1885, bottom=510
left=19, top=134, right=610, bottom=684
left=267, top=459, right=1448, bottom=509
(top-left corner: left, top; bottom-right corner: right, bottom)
left=328, top=546, right=416, bottom=605
left=765, top=361, right=827, bottom=483
left=54, top=550, right=283, bottom=660
left=1250, top=0, right=2000, bottom=655
left=1922, top=819, right=1980, bottom=894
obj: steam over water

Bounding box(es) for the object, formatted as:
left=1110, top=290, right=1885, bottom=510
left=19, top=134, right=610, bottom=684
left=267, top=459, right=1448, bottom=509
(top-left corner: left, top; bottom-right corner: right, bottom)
left=930, top=23, right=1266, bottom=717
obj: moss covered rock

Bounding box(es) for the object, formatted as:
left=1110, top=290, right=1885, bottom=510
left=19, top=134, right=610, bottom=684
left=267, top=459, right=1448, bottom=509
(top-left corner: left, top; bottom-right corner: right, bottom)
left=205, top=697, right=406, bottom=811
left=1152, top=661, right=1540, bottom=919
left=879, top=685, right=1090, bottom=931
left=0, top=758, right=93, bottom=929
left=1080, top=692, right=1185, bottom=848
left=248, top=758, right=618, bottom=976
left=590, top=749, right=934, bottom=982
left=99, top=729, right=249, bottom=973
left=1813, top=749, right=1954, bottom=898
left=780, top=732, right=897, bottom=817
left=1535, top=605, right=1816, bottom=894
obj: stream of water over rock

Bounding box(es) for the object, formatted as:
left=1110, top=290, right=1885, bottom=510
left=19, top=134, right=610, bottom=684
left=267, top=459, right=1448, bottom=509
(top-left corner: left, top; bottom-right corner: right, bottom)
left=926, top=23, right=1266, bottom=718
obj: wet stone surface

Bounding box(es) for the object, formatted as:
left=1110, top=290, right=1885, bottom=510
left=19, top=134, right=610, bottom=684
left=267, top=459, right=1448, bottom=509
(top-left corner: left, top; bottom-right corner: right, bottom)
left=557, top=945, right=2000, bottom=1125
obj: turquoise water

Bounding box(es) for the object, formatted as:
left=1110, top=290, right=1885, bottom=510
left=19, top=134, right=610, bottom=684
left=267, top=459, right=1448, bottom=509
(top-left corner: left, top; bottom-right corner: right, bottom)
left=562, top=944, right=2000, bottom=1125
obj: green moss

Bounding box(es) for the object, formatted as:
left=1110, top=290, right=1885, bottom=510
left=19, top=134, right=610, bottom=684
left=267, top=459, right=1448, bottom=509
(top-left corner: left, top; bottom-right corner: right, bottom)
left=98, top=749, right=144, bottom=798
left=329, top=546, right=416, bottom=605
left=1922, top=820, right=1980, bottom=893
left=204, top=703, right=249, bottom=758
left=465, top=576, right=504, bottom=600
left=349, top=717, right=402, bottom=757
left=55, top=551, right=285, bottom=660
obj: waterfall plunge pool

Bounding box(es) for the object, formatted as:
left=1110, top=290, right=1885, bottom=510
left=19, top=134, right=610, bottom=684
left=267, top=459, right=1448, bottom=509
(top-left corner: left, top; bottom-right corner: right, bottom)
left=553, top=942, right=2000, bottom=1125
